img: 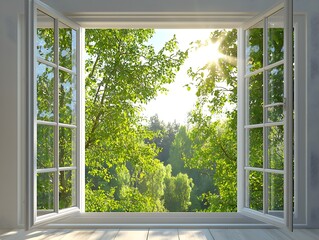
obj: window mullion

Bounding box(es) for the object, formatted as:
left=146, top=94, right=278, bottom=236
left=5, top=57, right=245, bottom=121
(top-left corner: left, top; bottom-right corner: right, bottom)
left=54, top=18, right=60, bottom=214
left=244, top=77, right=249, bottom=208
left=263, top=16, right=268, bottom=215
left=77, top=27, right=84, bottom=212
left=32, top=4, right=38, bottom=225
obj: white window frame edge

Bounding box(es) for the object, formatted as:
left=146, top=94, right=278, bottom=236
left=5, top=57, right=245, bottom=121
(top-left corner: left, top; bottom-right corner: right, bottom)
left=284, top=0, right=294, bottom=231
left=293, top=14, right=307, bottom=227
left=26, top=0, right=307, bottom=229
left=26, top=0, right=35, bottom=230
left=68, top=12, right=255, bottom=29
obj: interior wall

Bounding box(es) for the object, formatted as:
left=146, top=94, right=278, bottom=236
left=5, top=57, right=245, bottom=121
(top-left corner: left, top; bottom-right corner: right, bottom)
left=0, top=0, right=318, bottom=228
left=305, top=6, right=319, bottom=228
left=0, top=0, right=25, bottom=228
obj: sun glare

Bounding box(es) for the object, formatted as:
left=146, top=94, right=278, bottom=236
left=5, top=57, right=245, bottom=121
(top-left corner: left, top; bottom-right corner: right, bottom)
left=143, top=29, right=230, bottom=124
left=192, top=41, right=223, bottom=67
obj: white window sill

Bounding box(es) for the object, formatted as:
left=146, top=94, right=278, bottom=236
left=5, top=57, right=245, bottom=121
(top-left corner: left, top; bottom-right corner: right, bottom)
left=43, top=212, right=275, bottom=229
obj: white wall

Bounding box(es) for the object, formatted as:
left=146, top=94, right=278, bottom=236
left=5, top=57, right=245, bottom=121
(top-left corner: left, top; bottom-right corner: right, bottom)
left=305, top=7, right=319, bottom=228
left=0, top=0, right=318, bottom=228
left=0, top=0, right=25, bottom=228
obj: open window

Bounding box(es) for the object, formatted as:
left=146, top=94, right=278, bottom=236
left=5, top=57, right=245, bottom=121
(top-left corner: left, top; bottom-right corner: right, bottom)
left=28, top=0, right=294, bottom=230
left=28, top=0, right=84, bottom=227
left=237, top=0, right=293, bottom=230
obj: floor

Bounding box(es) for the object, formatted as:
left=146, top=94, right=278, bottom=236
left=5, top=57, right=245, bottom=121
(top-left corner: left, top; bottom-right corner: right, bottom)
left=0, top=228, right=318, bottom=240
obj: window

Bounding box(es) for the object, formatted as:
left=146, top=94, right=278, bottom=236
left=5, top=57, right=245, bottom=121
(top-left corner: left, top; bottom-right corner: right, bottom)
left=29, top=1, right=83, bottom=226
left=237, top=2, right=294, bottom=229
left=28, top=0, right=301, bottom=230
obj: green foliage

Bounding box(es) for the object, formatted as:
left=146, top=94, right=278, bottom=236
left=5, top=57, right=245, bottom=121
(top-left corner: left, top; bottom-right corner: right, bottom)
left=147, top=114, right=180, bottom=165
left=163, top=165, right=194, bottom=212
left=184, top=29, right=238, bottom=212
left=183, top=27, right=284, bottom=212
left=85, top=182, right=119, bottom=212
left=167, top=126, right=215, bottom=211
left=84, top=29, right=188, bottom=212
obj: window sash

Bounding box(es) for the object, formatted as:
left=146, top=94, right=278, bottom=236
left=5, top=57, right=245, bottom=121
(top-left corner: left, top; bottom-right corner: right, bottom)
left=29, top=0, right=82, bottom=227
left=238, top=0, right=293, bottom=230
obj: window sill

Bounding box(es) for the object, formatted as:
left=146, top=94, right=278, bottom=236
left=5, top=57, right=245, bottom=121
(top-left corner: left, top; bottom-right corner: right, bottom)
left=43, top=212, right=274, bottom=229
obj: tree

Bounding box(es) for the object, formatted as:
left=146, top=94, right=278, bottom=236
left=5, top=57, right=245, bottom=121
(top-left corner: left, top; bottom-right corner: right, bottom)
left=163, top=165, right=193, bottom=212
left=183, top=29, right=238, bottom=212
left=84, top=29, right=188, bottom=212
left=147, top=114, right=180, bottom=165
left=167, top=126, right=191, bottom=175
left=184, top=26, right=284, bottom=212
left=167, top=126, right=214, bottom=211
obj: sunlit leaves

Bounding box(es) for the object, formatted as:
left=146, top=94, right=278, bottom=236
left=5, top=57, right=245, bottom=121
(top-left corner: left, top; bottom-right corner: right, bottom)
left=84, top=29, right=187, bottom=212
left=183, top=30, right=238, bottom=212
left=184, top=26, right=285, bottom=212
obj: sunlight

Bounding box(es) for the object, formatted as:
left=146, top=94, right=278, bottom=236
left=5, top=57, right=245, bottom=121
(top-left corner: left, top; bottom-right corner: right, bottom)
left=143, top=29, right=232, bottom=125
left=1, top=230, right=18, bottom=237
left=192, top=41, right=223, bottom=67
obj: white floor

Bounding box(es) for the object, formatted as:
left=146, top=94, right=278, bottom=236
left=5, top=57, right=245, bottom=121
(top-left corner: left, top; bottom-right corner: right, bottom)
left=0, top=229, right=319, bottom=240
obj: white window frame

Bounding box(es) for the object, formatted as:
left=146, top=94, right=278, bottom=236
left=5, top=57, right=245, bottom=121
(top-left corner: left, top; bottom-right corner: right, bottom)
left=27, top=0, right=85, bottom=228
left=27, top=0, right=307, bottom=229
left=237, top=0, right=294, bottom=230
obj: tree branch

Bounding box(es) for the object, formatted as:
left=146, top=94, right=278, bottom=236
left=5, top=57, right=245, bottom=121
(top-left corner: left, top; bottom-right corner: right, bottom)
left=85, top=41, right=122, bottom=149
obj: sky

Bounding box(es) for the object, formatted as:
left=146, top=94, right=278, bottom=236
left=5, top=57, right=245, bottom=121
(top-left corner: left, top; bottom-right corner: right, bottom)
left=142, top=29, right=215, bottom=125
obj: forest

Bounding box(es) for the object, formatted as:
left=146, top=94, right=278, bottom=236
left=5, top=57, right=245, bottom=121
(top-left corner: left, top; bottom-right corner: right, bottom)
left=84, top=29, right=238, bottom=212
left=36, top=25, right=284, bottom=214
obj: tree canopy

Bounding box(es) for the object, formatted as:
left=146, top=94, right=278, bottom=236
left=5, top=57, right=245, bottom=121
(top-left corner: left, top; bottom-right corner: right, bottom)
left=84, top=29, right=191, bottom=212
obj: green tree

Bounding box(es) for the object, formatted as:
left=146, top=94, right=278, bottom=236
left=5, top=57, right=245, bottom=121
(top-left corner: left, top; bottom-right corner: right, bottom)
left=147, top=114, right=180, bottom=165
left=184, top=26, right=284, bottom=212
left=84, top=29, right=188, bottom=212
left=167, top=126, right=215, bottom=211
left=163, top=165, right=194, bottom=212
left=184, top=29, right=238, bottom=212
left=167, top=126, right=191, bottom=175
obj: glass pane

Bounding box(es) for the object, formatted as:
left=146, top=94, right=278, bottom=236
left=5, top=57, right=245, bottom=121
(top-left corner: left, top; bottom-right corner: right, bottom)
left=59, top=71, right=76, bottom=124
left=37, top=63, right=54, bottom=121
left=248, top=171, right=263, bottom=211
left=267, top=106, right=283, bottom=123
left=267, top=65, right=284, bottom=104
left=36, top=10, right=54, bottom=62
left=246, top=21, right=263, bottom=73
left=59, top=127, right=76, bottom=167
left=267, top=125, right=284, bottom=170
left=59, top=22, right=77, bottom=70
left=268, top=9, right=284, bottom=65
left=268, top=173, right=284, bottom=218
left=37, top=124, right=55, bottom=169
left=248, top=73, right=263, bottom=125
left=59, top=170, right=76, bottom=209
left=248, top=128, right=263, bottom=168
left=37, top=172, right=54, bottom=216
